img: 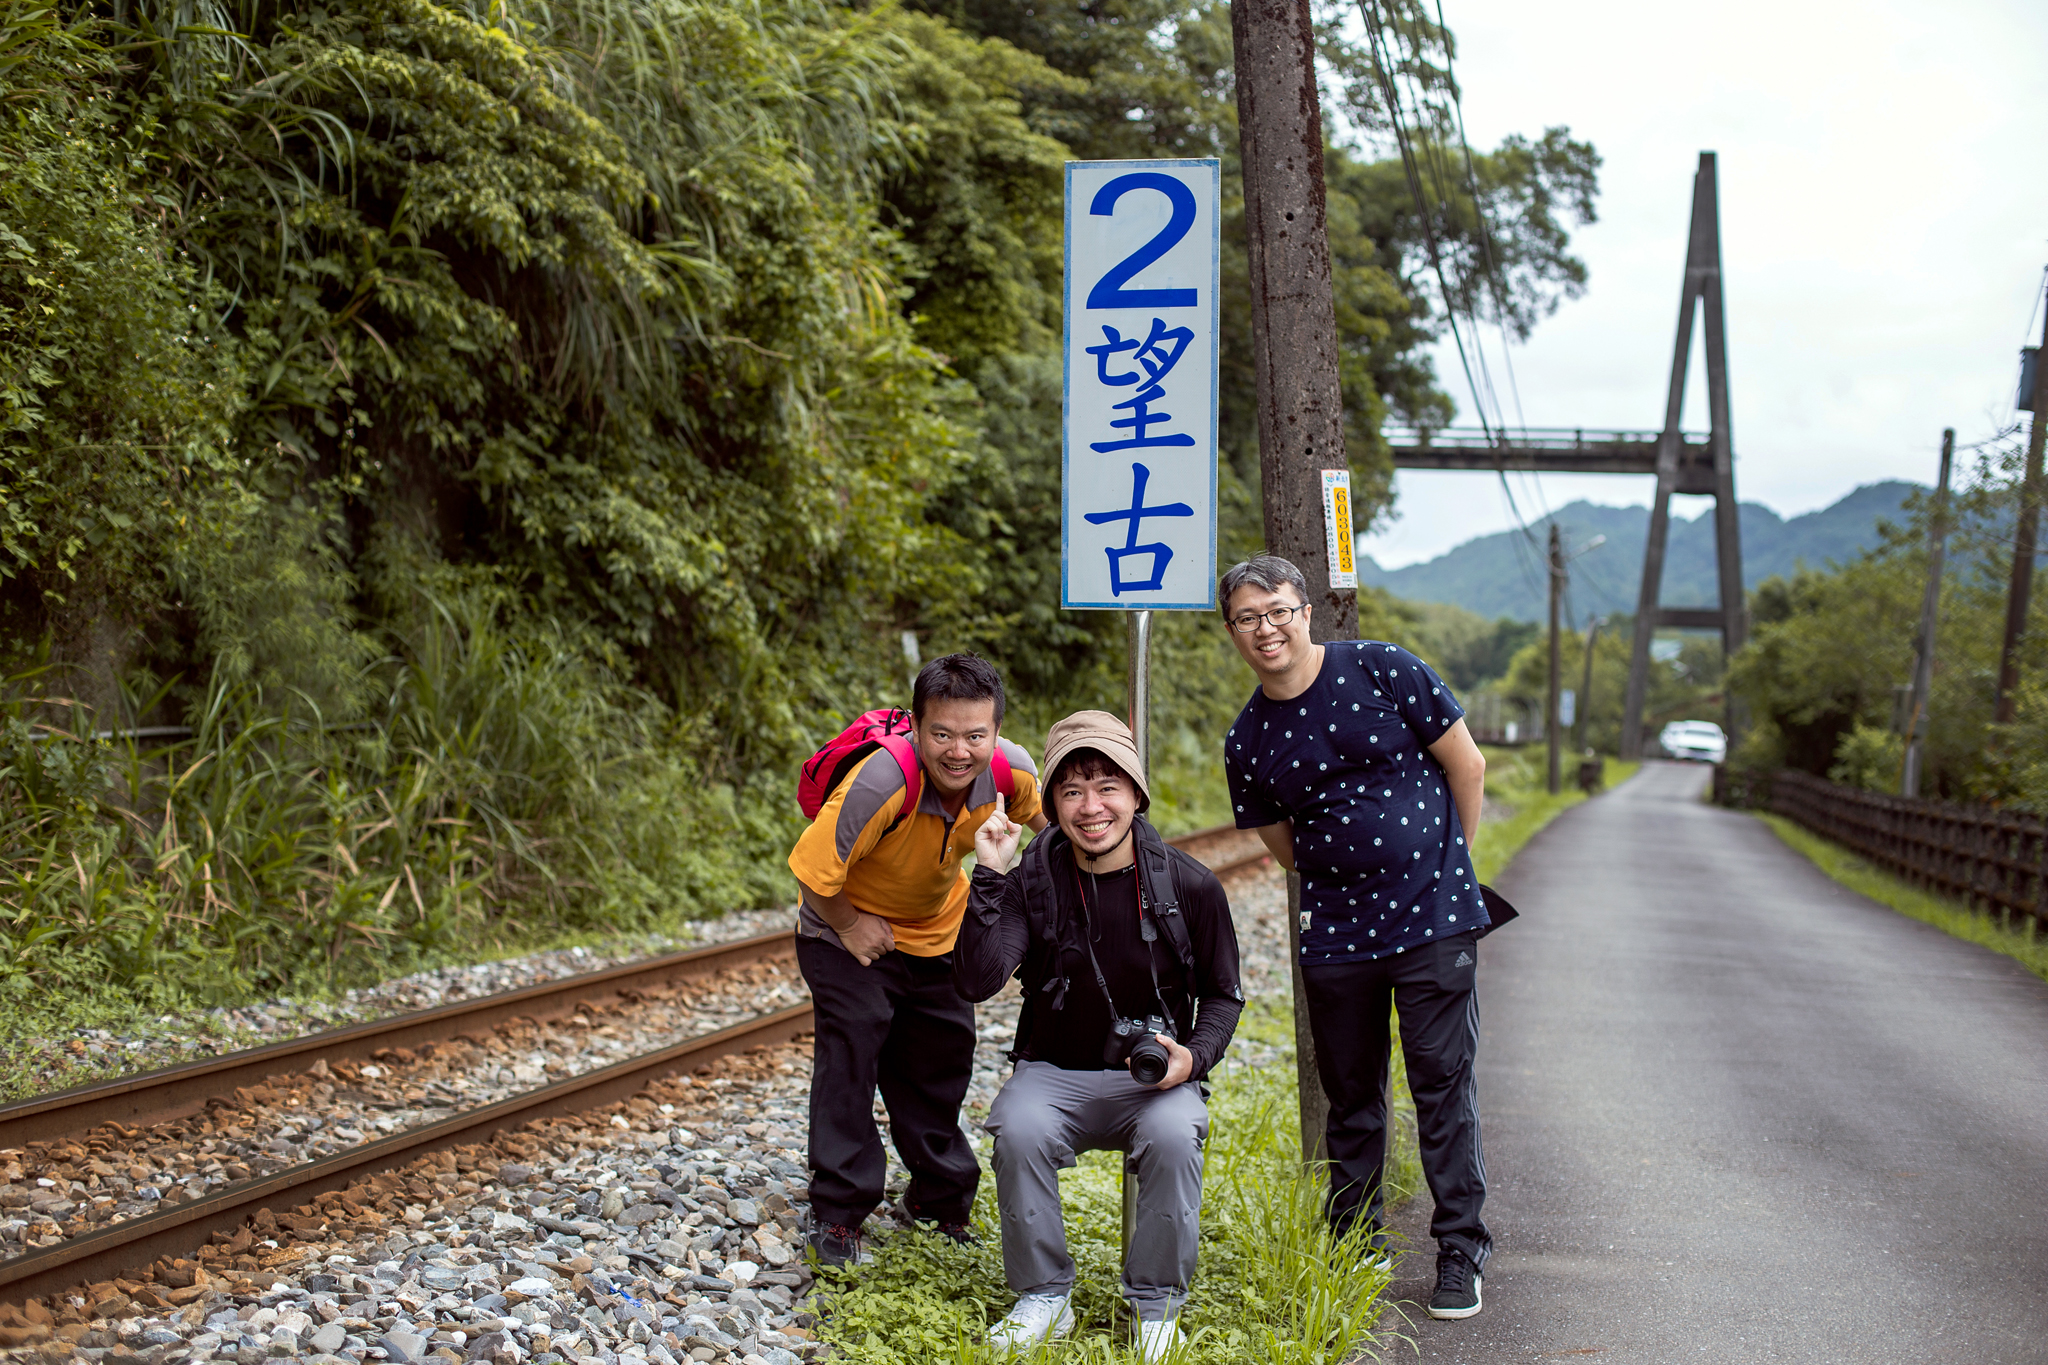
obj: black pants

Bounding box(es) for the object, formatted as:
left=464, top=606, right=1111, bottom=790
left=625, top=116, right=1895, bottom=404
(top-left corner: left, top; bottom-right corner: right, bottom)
left=796, top=935, right=980, bottom=1229
left=1301, top=931, right=1490, bottom=1271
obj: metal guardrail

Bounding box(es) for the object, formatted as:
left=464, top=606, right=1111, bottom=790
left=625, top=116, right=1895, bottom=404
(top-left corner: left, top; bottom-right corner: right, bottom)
left=1718, top=767, right=2048, bottom=929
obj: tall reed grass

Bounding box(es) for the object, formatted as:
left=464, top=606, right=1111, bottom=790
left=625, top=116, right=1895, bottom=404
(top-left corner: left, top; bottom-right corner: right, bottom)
left=0, top=594, right=800, bottom=1008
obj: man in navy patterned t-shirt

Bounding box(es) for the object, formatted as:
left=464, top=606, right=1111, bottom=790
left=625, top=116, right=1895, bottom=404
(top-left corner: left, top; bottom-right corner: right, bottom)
left=1219, top=554, right=1493, bottom=1321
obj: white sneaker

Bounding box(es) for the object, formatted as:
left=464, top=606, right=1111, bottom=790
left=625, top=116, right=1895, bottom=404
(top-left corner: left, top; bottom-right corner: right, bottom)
left=987, top=1293, right=1075, bottom=1353
left=1135, top=1317, right=1184, bottom=1362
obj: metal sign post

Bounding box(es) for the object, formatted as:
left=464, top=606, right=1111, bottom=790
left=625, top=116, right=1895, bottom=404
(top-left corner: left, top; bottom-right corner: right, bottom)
left=1062, top=158, right=1218, bottom=1284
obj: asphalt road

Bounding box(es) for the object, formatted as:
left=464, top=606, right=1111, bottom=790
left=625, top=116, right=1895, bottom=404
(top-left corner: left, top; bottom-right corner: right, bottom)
left=1384, top=760, right=2048, bottom=1363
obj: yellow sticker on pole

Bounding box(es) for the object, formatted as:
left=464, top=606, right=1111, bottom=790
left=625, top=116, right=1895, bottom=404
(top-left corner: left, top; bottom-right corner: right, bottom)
left=1321, top=469, right=1356, bottom=589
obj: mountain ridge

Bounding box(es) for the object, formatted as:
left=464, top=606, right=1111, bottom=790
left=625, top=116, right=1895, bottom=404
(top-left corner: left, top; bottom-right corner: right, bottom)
left=1359, top=480, right=1921, bottom=624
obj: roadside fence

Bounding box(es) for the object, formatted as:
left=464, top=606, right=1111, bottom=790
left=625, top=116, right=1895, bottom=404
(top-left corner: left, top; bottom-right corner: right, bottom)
left=1715, top=767, right=2048, bottom=930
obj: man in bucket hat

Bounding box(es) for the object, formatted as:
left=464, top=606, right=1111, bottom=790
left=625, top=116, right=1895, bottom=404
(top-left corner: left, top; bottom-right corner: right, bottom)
left=955, top=712, right=1243, bottom=1362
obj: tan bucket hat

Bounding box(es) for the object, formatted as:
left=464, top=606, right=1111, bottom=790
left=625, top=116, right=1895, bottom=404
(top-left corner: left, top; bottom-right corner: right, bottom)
left=1041, top=710, right=1150, bottom=806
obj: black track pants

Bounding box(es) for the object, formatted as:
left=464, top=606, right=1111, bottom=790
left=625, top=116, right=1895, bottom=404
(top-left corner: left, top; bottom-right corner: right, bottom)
left=1301, top=931, right=1491, bottom=1271
left=796, top=936, right=980, bottom=1229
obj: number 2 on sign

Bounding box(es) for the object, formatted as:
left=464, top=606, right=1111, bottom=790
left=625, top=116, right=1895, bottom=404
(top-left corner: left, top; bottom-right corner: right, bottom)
left=1086, top=173, right=1198, bottom=309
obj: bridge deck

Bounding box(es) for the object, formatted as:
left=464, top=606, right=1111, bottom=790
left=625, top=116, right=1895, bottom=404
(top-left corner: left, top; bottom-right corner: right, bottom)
left=1385, top=427, right=1721, bottom=495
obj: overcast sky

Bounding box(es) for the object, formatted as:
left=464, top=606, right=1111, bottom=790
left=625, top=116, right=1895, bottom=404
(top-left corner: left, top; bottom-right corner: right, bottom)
left=1357, top=0, right=2048, bottom=568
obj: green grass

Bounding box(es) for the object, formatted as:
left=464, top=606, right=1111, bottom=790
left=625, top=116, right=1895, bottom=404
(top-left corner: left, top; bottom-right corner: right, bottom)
left=0, top=590, right=809, bottom=1098
left=1756, top=813, right=2048, bottom=983
left=813, top=1001, right=1403, bottom=1365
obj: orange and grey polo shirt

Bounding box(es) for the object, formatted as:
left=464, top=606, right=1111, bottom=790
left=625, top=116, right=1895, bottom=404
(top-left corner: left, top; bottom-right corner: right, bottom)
left=788, top=738, right=1042, bottom=957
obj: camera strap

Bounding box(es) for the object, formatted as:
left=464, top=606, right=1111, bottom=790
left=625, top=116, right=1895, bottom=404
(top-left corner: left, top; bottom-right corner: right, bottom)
left=1070, top=860, right=1175, bottom=1025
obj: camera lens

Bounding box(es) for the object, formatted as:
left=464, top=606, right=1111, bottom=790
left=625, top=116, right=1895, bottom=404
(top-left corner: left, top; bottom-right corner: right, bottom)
left=1128, top=1035, right=1171, bottom=1086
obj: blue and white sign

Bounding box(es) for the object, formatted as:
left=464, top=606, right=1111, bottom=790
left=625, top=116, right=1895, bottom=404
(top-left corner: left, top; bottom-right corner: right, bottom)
left=1062, top=158, right=1220, bottom=610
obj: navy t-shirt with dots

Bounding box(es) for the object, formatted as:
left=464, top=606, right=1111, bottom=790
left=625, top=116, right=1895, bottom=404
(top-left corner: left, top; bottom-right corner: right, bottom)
left=1224, top=640, right=1489, bottom=966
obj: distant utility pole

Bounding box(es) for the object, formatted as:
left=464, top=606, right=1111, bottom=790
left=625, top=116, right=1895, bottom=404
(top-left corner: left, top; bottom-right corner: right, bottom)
left=1231, top=0, right=1351, bottom=1162
left=1902, top=430, right=1953, bottom=799
left=1577, top=617, right=1604, bottom=752
left=1547, top=525, right=1563, bottom=795
left=1995, top=290, right=2048, bottom=724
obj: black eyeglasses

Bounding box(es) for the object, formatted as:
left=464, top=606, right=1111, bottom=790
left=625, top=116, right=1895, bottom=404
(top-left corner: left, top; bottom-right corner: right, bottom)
left=1228, top=604, right=1302, bottom=633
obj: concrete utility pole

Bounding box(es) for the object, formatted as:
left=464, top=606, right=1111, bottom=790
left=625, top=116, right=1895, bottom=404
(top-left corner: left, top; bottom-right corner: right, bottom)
left=1547, top=525, right=1563, bottom=795
left=1577, top=617, right=1604, bottom=752
left=1994, top=297, right=2048, bottom=725
left=1902, top=431, right=1953, bottom=799
left=1231, top=0, right=1351, bottom=1162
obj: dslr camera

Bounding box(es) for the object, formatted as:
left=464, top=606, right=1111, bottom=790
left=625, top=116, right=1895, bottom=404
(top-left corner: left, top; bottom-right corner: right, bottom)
left=1105, top=1013, right=1177, bottom=1086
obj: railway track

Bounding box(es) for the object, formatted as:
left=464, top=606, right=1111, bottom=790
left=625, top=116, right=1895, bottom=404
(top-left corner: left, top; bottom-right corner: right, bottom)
left=0, top=824, right=1273, bottom=1315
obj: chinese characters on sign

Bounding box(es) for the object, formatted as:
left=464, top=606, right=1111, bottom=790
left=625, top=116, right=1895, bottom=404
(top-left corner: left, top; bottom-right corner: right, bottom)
left=1062, top=160, right=1220, bottom=609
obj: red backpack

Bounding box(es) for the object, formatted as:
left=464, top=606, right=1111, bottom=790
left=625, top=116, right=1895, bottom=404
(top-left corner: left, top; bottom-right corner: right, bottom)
left=798, top=708, right=1014, bottom=830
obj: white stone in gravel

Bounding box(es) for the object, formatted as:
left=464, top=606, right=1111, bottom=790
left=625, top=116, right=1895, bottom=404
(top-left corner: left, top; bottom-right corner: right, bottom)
left=727, top=1260, right=758, bottom=1285
left=311, top=1321, right=348, bottom=1353
left=493, top=1210, right=533, bottom=1232
left=380, top=1327, right=428, bottom=1361
left=507, top=1276, right=558, bottom=1297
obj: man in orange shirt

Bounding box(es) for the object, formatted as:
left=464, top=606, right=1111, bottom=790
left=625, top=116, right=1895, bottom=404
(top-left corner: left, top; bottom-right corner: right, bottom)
left=789, top=654, right=1046, bottom=1266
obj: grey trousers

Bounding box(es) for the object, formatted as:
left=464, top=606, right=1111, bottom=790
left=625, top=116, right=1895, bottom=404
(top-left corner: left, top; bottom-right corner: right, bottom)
left=981, top=1059, right=1209, bottom=1320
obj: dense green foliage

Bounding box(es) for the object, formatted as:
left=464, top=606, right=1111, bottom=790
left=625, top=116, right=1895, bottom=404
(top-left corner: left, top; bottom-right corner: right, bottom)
left=1728, top=443, right=2048, bottom=808
left=1496, top=618, right=1722, bottom=755
left=1395, top=594, right=1721, bottom=755
left=0, top=0, right=1598, bottom=1002
left=1403, top=600, right=1537, bottom=691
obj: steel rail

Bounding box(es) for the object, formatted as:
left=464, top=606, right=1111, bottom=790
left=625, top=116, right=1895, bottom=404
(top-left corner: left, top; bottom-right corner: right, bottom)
left=0, top=1003, right=814, bottom=1305
left=1171, top=822, right=1275, bottom=879
left=0, top=931, right=798, bottom=1152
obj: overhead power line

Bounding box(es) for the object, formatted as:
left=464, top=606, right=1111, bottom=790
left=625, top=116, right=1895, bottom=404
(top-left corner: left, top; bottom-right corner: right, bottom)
left=1356, top=0, right=1550, bottom=597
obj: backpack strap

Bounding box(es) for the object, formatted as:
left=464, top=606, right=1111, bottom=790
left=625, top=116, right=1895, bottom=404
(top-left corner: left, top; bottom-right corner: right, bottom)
left=1135, top=820, right=1197, bottom=983
left=877, top=735, right=922, bottom=835
left=990, top=743, right=1015, bottom=802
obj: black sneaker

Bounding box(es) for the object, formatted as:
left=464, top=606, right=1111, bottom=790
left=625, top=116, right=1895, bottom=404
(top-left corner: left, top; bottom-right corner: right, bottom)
left=1428, top=1249, right=1482, bottom=1320
left=806, top=1222, right=866, bottom=1269
left=892, top=1195, right=978, bottom=1246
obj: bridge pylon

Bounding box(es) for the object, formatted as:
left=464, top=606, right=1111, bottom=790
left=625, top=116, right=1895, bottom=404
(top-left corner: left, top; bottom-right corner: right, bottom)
left=1380, top=153, right=1748, bottom=756
left=1618, top=152, right=1745, bottom=759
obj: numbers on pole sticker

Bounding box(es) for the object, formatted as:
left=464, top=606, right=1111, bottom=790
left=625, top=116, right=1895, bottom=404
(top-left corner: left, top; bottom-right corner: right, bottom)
left=1085, top=173, right=1199, bottom=310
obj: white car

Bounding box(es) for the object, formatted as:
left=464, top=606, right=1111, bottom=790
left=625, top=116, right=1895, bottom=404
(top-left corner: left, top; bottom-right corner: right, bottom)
left=1659, top=720, right=1727, bottom=763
